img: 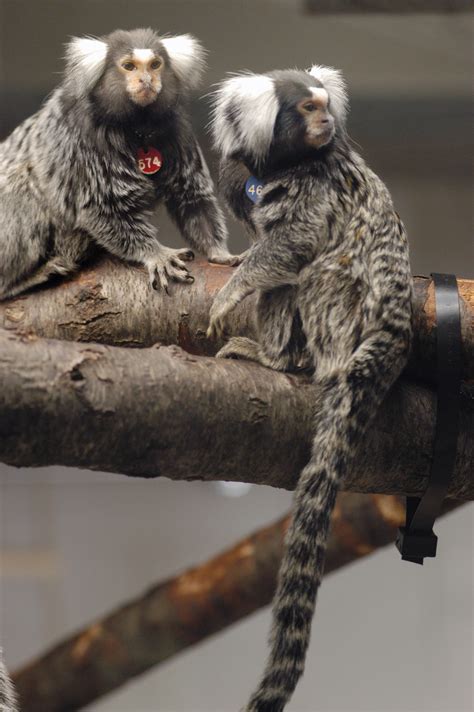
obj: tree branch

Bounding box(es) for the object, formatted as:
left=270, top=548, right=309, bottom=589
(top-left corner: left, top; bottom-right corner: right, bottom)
left=0, top=328, right=472, bottom=499
left=11, top=494, right=465, bottom=712
left=1, top=259, right=472, bottom=384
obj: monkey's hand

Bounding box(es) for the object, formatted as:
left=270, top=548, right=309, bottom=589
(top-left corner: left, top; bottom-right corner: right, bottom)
left=145, top=247, right=195, bottom=294
left=207, top=289, right=240, bottom=341
left=207, top=248, right=247, bottom=267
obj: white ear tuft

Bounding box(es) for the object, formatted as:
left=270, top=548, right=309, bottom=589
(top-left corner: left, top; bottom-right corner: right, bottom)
left=210, top=74, right=279, bottom=165
left=160, top=34, right=206, bottom=91
left=65, top=36, right=108, bottom=96
left=308, top=65, right=348, bottom=122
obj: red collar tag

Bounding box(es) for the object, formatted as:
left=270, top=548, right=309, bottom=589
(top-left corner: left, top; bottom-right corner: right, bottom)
left=137, top=147, right=163, bottom=175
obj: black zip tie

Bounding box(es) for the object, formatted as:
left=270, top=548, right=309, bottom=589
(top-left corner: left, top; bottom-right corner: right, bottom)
left=396, top=273, right=462, bottom=565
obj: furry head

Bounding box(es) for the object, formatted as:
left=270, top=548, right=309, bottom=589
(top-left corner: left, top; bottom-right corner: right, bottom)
left=64, top=28, right=206, bottom=101
left=210, top=65, right=349, bottom=167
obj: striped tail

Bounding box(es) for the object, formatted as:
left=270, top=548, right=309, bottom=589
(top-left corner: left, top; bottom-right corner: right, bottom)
left=243, top=319, right=411, bottom=712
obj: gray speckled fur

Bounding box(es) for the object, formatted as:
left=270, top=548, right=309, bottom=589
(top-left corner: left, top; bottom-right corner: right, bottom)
left=209, top=68, right=413, bottom=711
left=0, top=29, right=233, bottom=300
left=0, top=652, right=17, bottom=712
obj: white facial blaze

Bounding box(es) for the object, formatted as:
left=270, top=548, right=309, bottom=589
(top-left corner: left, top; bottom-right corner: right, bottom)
left=309, top=87, right=329, bottom=107
left=133, top=49, right=154, bottom=63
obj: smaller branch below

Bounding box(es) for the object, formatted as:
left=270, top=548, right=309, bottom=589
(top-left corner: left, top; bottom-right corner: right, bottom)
left=12, top=494, right=463, bottom=712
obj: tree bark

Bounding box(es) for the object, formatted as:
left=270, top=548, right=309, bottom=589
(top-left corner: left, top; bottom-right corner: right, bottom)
left=0, top=258, right=472, bottom=385
left=11, top=494, right=465, bottom=712
left=0, top=329, right=472, bottom=499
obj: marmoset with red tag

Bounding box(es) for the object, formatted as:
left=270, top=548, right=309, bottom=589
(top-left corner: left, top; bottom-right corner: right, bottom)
left=0, top=28, right=238, bottom=299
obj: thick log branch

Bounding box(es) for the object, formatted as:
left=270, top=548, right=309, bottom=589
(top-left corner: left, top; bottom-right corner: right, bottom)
left=0, top=259, right=472, bottom=385
left=0, top=329, right=472, bottom=499
left=12, top=494, right=464, bottom=712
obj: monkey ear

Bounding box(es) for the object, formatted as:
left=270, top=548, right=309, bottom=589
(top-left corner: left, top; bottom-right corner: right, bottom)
left=64, top=36, right=108, bottom=96
left=160, top=34, right=206, bottom=91
left=210, top=74, right=279, bottom=165
left=308, top=65, right=349, bottom=123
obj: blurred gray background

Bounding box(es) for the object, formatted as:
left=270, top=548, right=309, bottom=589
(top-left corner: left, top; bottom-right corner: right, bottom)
left=0, top=2, right=473, bottom=711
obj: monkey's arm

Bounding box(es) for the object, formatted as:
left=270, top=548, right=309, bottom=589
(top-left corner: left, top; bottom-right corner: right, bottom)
left=207, top=225, right=314, bottom=339
left=78, top=208, right=194, bottom=293
left=164, top=142, right=241, bottom=266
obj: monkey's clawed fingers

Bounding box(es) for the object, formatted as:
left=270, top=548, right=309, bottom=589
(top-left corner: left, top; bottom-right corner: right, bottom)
left=207, top=306, right=230, bottom=341
left=146, top=249, right=195, bottom=295
left=176, top=249, right=195, bottom=263
left=206, top=316, right=225, bottom=341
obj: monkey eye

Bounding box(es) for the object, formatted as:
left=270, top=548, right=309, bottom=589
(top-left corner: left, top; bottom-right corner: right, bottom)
left=122, top=62, right=136, bottom=71
left=150, top=59, right=162, bottom=70
left=302, top=102, right=317, bottom=112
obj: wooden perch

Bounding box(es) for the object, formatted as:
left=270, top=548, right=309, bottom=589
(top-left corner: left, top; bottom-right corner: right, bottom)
left=0, top=258, right=472, bottom=385
left=12, top=494, right=464, bottom=712
left=0, top=328, right=472, bottom=499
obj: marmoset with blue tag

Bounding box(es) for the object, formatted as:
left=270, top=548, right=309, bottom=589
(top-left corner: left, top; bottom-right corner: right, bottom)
left=208, top=67, right=413, bottom=711
left=0, top=28, right=239, bottom=300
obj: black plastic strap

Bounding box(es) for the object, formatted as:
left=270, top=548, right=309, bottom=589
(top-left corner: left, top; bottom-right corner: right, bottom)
left=396, top=273, right=462, bottom=565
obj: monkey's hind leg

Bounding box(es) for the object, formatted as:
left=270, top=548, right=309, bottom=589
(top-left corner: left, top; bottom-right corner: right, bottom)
left=2, top=230, right=92, bottom=300
left=216, top=336, right=277, bottom=368
left=2, top=257, right=75, bottom=300
left=216, top=286, right=305, bottom=371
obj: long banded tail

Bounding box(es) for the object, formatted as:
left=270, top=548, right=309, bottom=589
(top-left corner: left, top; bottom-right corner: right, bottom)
left=244, top=319, right=411, bottom=712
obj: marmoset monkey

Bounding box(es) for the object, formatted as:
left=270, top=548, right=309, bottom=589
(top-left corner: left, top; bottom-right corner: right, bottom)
left=0, top=28, right=237, bottom=300
left=209, top=66, right=412, bottom=711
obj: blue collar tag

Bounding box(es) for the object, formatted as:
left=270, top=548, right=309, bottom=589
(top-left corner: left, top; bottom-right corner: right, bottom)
left=245, top=175, right=265, bottom=204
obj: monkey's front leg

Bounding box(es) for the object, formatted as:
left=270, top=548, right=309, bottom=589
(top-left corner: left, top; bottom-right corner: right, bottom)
left=166, top=192, right=243, bottom=267
left=81, top=210, right=195, bottom=293
left=206, top=277, right=249, bottom=340
left=165, top=146, right=243, bottom=267
left=207, top=234, right=304, bottom=339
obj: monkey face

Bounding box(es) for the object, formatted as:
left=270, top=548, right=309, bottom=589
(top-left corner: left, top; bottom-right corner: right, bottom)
left=266, top=78, right=338, bottom=168
left=117, top=50, right=164, bottom=107
left=296, top=88, right=335, bottom=149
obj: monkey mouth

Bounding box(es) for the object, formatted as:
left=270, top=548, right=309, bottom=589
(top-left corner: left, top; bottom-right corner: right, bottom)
left=306, top=125, right=335, bottom=148
left=132, top=87, right=159, bottom=106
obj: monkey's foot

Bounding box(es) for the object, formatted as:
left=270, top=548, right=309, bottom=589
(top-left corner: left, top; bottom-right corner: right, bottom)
left=207, top=249, right=247, bottom=267
left=145, top=248, right=194, bottom=294
left=216, top=337, right=273, bottom=368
